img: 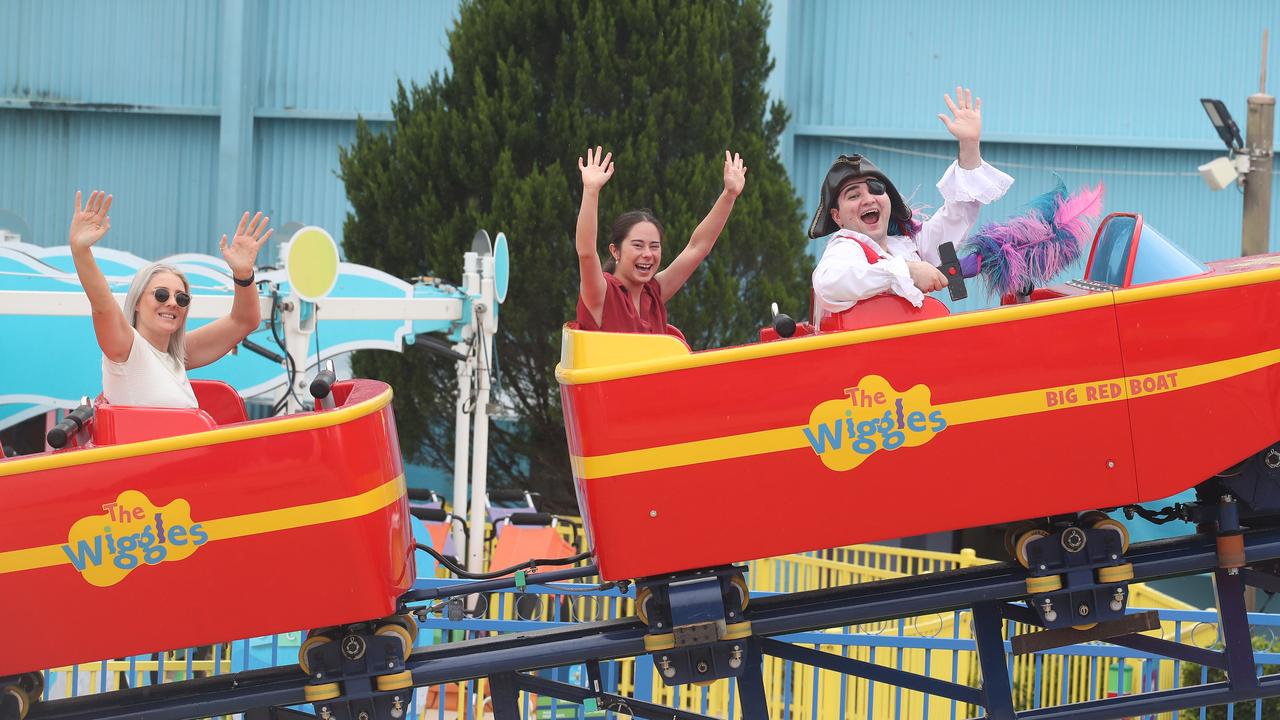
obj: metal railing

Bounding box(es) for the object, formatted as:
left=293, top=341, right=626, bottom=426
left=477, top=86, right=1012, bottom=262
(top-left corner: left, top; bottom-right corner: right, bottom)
left=37, top=540, right=1252, bottom=720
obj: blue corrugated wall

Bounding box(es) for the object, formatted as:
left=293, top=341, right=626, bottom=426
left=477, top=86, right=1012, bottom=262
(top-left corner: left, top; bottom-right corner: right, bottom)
left=2, top=0, right=1279, bottom=299
left=0, top=0, right=454, bottom=258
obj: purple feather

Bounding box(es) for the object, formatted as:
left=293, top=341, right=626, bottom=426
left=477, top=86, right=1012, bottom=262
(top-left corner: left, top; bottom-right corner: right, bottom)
left=961, top=182, right=1106, bottom=298
left=962, top=215, right=1051, bottom=297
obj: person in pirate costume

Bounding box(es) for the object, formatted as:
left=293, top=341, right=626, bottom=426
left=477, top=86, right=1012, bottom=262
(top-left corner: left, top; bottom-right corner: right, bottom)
left=810, top=87, right=1014, bottom=319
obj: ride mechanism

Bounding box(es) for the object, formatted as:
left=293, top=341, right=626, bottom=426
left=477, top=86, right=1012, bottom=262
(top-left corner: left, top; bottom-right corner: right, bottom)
left=7, top=209, right=1280, bottom=720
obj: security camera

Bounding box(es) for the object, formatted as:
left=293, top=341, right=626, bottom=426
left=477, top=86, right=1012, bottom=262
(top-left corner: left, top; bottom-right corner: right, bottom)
left=1198, top=154, right=1251, bottom=191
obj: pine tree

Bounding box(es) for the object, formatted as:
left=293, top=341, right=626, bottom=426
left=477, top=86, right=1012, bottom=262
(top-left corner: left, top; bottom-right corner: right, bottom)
left=339, top=0, right=810, bottom=511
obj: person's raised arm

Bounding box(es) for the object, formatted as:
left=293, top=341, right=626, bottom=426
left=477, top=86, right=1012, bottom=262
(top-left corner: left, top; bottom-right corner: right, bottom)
left=657, top=151, right=747, bottom=302
left=576, top=146, right=614, bottom=327
left=921, top=87, right=1011, bottom=263
left=937, top=86, right=983, bottom=170
left=69, top=190, right=133, bottom=362
left=185, top=212, right=271, bottom=369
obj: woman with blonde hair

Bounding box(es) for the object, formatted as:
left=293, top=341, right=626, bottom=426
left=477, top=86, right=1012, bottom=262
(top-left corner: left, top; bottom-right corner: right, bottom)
left=69, top=190, right=273, bottom=407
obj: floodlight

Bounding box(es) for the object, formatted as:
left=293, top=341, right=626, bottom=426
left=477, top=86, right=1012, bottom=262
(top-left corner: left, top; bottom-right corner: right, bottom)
left=1201, top=98, right=1244, bottom=151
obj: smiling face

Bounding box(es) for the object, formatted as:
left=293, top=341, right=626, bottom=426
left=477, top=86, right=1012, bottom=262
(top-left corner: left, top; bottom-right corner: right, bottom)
left=610, top=221, right=663, bottom=287
left=830, top=178, right=893, bottom=244
left=135, top=271, right=189, bottom=338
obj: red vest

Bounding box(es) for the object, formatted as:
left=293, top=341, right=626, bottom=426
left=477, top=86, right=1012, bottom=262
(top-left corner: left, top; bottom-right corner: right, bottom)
left=851, top=236, right=881, bottom=264
left=576, top=272, right=668, bottom=334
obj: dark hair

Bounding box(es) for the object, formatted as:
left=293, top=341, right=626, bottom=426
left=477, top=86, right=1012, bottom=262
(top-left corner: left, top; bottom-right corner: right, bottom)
left=888, top=215, right=922, bottom=239
left=603, top=209, right=665, bottom=273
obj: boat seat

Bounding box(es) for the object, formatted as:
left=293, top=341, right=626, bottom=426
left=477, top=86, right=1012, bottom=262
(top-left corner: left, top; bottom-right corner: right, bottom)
left=818, top=294, right=949, bottom=332
left=192, top=380, right=248, bottom=425
left=92, top=399, right=218, bottom=445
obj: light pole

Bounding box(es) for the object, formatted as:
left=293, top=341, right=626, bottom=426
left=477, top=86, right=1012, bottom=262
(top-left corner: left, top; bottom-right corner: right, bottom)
left=1198, top=32, right=1274, bottom=257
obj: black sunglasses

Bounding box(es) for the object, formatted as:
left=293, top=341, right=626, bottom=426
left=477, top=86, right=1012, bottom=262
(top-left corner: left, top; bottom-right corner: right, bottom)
left=153, top=287, right=191, bottom=308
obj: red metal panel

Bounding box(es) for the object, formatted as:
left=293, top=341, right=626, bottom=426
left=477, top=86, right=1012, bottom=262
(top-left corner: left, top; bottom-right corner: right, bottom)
left=1116, top=277, right=1280, bottom=501
left=585, top=403, right=1136, bottom=580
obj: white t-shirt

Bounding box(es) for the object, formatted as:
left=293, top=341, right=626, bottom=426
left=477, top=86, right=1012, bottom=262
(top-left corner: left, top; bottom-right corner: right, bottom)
left=102, top=328, right=199, bottom=408
left=812, top=160, right=1014, bottom=316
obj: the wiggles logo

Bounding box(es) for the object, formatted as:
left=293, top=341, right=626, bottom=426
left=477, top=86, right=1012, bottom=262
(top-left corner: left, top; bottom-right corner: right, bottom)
left=803, top=375, right=947, bottom=471
left=61, top=490, right=208, bottom=587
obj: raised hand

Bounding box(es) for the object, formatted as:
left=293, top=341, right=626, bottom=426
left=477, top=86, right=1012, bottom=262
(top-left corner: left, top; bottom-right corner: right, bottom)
left=69, top=190, right=113, bottom=250
left=578, top=146, right=615, bottom=192
left=219, top=211, right=273, bottom=279
left=937, top=86, right=982, bottom=145
left=723, top=150, right=748, bottom=198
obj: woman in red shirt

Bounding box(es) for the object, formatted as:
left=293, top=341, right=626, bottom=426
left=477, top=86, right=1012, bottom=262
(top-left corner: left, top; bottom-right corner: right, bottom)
left=574, top=146, right=746, bottom=335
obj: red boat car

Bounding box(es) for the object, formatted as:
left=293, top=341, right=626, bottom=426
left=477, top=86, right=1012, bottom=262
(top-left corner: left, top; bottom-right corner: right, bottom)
left=559, top=213, right=1280, bottom=582
left=0, top=378, right=415, bottom=697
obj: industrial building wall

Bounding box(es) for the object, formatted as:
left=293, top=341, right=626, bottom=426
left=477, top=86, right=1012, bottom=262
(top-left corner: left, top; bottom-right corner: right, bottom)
left=0, top=0, right=454, bottom=259
left=3, top=0, right=1279, bottom=307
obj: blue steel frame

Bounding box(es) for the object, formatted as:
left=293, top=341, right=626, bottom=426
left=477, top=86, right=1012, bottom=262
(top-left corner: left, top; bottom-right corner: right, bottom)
left=22, top=526, right=1280, bottom=720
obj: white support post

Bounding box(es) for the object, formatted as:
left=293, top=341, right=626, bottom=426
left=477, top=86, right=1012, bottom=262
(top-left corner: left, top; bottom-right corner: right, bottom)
left=465, top=253, right=498, bottom=575
left=451, top=344, right=473, bottom=558
left=465, top=324, right=491, bottom=575
left=279, top=293, right=315, bottom=413
left=453, top=251, right=480, bottom=561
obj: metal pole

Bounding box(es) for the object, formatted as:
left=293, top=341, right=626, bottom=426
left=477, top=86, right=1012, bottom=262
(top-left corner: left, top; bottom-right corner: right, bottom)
left=1214, top=568, right=1261, bottom=689
left=450, top=349, right=472, bottom=557
left=736, top=638, right=771, bottom=720
left=971, top=603, right=1017, bottom=720
left=280, top=295, right=313, bottom=413
left=488, top=673, right=522, bottom=720
left=465, top=332, right=490, bottom=575
left=1242, top=31, right=1274, bottom=257
left=466, top=256, right=497, bottom=576
left=452, top=251, right=479, bottom=566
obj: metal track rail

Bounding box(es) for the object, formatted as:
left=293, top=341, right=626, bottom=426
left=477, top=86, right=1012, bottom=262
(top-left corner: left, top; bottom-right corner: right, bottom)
left=26, top=526, right=1280, bottom=720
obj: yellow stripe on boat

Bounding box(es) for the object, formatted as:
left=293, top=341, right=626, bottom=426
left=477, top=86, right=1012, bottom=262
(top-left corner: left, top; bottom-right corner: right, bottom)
left=572, top=349, right=1280, bottom=480
left=0, top=474, right=406, bottom=575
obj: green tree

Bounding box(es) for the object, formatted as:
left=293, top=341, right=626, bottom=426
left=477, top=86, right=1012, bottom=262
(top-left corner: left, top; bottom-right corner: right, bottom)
left=339, top=0, right=810, bottom=511
left=1180, top=634, right=1280, bottom=719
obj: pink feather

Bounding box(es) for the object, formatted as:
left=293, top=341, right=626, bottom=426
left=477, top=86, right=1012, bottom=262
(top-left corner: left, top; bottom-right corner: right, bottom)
left=1053, top=183, right=1105, bottom=249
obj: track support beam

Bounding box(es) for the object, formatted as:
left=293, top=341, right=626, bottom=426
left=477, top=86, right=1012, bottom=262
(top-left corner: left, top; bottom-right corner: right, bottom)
left=735, top=637, right=771, bottom=720
left=972, top=602, right=1017, bottom=720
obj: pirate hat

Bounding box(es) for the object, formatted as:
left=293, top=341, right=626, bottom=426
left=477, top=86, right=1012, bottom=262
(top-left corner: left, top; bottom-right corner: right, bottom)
left=807, top=154, right=911, bottom=239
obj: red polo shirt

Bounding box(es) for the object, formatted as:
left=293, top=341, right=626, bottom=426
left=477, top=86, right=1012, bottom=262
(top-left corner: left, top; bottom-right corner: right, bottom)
left=576, top=272, right=668, bottom=334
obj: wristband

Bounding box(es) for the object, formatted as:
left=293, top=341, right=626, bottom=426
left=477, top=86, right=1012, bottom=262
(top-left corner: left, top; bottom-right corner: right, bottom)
left=233, top=272, right=255, bottom=287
